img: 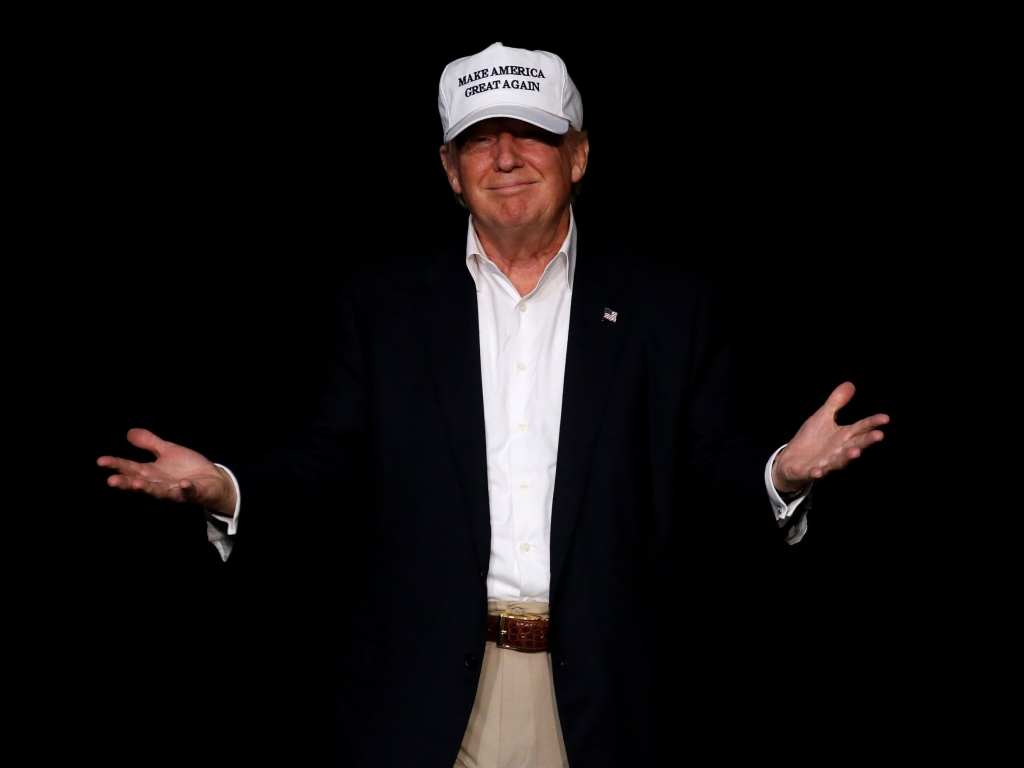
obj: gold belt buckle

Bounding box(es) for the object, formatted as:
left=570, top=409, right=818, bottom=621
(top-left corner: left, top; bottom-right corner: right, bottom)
left=497, top=612, right=544, bottom=649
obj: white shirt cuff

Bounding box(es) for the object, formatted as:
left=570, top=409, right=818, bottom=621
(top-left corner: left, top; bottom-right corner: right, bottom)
left=765, top=444, right=811, bottom=544
left=204, top=464, right=241, bottom=561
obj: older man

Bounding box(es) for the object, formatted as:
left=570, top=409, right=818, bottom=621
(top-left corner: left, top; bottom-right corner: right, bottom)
left=99, top=42, right=888, bottom=768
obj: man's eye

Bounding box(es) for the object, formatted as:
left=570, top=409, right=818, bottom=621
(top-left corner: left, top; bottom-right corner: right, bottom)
left=523, top=131, right=556, bottom=145
left=463, top=135, right=494, bottom=149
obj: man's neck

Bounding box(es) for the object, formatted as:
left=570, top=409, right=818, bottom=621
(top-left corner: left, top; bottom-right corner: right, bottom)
left=472, top=208, right=571, bottom=297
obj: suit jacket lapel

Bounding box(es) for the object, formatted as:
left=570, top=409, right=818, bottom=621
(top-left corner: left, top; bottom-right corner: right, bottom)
left=421, top=246, right=492, bottom=576
left=550, top=244, right=630, bottom=600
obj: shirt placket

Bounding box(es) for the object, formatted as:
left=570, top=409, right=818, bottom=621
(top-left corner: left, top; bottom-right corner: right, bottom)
left=477, top=249, right=568, bottom=602
left=515, top=259, right=573, bottom=600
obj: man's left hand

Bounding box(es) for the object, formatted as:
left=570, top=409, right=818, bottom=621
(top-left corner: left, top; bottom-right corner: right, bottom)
left=772, top=381, right=889, bottom=494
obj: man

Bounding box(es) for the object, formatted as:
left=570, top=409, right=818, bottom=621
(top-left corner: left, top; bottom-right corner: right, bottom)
left=98, top=42, right=888, bottom=767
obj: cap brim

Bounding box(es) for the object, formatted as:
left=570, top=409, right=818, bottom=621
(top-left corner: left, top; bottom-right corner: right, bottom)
left=444, top=104, right=570, bottom=143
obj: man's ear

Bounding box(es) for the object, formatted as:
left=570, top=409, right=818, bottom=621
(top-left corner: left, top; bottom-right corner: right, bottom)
left=570, top=136, right=590, bottom=184
left=439, top=145, right=463, bottom=195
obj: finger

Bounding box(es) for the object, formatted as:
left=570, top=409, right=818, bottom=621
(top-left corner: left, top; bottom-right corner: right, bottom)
left=106, top=472, right=138, bottom=490
left=844, top=429, right=886, bottom=452
left=847, top=413, right=890, bottom=433
left=125, top=428, right=171, bottom=457
left=130, top=476, right=164, bottom=493
left=824, top=431, right=885, bottom=471
left=97, top=455, right=145, bottom=475
left=180, top=479, right=199, bottom=502
left=107, top=473, right=164, bottom=495
left=161, top=480, right=208, bottom=506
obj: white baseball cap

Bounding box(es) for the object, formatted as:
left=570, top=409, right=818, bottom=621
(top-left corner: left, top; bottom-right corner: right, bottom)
left=437, top=42, right=583, bottom=143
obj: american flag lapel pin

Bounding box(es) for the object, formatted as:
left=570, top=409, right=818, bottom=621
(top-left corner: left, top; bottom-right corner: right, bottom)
left=602, top=307, right=618, bottom=323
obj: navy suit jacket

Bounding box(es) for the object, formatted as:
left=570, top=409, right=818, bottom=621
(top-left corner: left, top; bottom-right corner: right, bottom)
left=231, top=232, right=785, bottom=767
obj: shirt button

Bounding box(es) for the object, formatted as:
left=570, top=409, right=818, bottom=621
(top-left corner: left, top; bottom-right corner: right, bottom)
left=521, top=542, right=531, bottom=552
left=516, top=362, right=526, bottom=372
left=519, top=482, right=530, bottom=491
left=518, top=422, right=528, bottom=432
left=518, top=303, right=528, bottom=313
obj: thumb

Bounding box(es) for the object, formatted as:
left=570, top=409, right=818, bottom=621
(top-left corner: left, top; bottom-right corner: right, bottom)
left=824, top=381, right=856, bottom=420
left=126, top=428, right=171, bottom=457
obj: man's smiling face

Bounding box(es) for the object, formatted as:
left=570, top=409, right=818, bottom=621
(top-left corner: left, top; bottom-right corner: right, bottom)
left=442, top=117, right=588, bottom=234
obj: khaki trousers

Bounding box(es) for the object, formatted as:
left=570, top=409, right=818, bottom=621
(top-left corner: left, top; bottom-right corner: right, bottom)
left=455, top=601, right=570, bottom=768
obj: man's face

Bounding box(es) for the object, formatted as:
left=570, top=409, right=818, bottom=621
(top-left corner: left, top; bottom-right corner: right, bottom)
left=441, top=117, right=589, bottom=233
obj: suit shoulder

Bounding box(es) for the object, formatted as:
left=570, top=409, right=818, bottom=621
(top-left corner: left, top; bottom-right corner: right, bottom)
left=587, top=237, right=720, bottom=302
left=335, top=238, right=466, bottom=302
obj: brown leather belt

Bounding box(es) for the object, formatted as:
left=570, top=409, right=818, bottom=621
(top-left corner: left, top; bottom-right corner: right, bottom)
left=486, top=612, right=549, bottom=652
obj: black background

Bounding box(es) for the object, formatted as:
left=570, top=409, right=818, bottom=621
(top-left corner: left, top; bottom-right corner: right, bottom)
left=54, top=17, right=949, bottom=766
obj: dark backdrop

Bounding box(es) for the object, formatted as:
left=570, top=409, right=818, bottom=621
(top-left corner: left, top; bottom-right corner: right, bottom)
left=60, top=21, right=929, bottom=766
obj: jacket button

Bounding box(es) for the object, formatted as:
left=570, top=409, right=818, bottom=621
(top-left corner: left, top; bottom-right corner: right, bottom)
left=464, top=654, right=477, bottom=669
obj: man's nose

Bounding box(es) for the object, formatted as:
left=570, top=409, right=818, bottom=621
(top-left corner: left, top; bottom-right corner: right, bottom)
left=493, top=133, right=523, bottom=171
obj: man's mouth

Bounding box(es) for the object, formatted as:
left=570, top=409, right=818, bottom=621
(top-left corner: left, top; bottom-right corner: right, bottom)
left=489, top=180, right=535, bottom=192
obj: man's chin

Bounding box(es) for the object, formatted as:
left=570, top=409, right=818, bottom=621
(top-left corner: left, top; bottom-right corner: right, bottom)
left=480, top=211, right=544, bottom=234
left=474, top=199, right=568, bottom=233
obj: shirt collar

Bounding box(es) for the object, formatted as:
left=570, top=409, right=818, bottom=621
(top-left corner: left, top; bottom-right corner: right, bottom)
left=465, top=207, right=577, bottom=293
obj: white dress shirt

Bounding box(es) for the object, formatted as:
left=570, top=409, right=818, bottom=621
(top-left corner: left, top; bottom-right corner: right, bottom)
left=209, top=212, right=810, bottom=570
left=467, top=215, right=574, bottom=602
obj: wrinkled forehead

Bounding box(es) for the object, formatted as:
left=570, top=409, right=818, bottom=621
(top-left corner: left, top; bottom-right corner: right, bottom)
left=453, top=117, right=564, bottom=143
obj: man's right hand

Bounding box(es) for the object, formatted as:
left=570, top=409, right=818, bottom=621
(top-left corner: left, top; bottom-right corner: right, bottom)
left=97, top=428, right=237, bottom=517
